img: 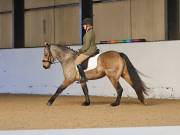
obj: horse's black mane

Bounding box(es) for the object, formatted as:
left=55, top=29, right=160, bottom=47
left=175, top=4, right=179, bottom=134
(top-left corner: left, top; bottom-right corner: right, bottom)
left=50, top=43, right=78, bottom=54
left=66, top=46, right=78, bottom=54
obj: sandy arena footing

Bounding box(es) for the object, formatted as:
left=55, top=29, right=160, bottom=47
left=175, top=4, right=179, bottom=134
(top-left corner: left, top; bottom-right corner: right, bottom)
left=0, top=94, right=180, bottom=130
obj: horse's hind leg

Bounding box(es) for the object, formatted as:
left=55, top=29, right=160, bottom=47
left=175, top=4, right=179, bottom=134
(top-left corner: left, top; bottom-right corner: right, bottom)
left=81, top=82, right=90, bottom=106
left=108, top=77, right=123, bottom=106
left=122, top=63, right=133, bottom=86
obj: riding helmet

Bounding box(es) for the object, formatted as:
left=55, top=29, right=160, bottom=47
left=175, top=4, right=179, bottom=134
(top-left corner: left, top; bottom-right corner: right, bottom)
left=82, top=18, right=93, bottom=25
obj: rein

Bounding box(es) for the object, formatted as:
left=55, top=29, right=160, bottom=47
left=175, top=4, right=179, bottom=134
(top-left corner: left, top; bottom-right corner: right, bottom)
left=43, top=42, right=77, bottom=64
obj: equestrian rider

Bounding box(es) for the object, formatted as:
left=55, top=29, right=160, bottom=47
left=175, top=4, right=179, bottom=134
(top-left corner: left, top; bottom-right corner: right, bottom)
left=75, top=18, right=98, bottom=83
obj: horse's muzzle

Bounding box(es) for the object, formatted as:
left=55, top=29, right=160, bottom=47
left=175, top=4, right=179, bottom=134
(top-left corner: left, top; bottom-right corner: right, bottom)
left=43, top=65, right=49, bottom=69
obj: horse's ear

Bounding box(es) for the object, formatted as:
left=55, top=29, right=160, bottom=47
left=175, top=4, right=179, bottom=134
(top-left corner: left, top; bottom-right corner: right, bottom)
left=44, top=41, right=50, bottom=47
left=44, top=41, right=48, bottom=46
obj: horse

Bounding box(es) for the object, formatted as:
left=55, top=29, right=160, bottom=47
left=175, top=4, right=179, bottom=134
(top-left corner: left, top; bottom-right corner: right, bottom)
left=42, top=43, right=147, bottom=107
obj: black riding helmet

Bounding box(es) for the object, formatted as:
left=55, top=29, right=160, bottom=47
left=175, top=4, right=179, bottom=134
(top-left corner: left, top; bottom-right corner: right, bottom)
left=82, top=18, right=93, bottom=25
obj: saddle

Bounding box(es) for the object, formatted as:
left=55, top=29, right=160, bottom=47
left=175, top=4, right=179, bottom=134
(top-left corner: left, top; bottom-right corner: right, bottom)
left=81, top=49, right=100, bottom=70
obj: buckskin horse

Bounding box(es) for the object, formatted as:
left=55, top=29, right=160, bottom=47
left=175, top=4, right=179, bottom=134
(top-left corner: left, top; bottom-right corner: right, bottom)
left=42, top=43, right=147, bottom=107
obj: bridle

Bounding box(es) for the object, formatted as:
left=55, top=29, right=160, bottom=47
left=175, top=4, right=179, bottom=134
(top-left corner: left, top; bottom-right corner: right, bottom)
left=42, top=43, right=58, bottom=64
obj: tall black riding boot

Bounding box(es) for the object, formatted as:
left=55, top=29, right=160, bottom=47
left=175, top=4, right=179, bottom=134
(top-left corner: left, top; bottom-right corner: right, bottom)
left=77, top=64, right=87, bottom=83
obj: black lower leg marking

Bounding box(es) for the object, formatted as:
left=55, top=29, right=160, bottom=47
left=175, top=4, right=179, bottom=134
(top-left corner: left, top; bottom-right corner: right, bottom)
left=81, top=82, right=90, bottom=106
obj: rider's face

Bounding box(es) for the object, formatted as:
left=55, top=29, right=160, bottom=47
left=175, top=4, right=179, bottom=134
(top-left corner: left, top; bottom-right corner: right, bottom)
left=83, top=24, right=87, bottom=30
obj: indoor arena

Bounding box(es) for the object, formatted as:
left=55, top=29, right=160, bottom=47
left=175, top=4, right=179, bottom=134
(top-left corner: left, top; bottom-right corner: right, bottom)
left=0, top=0, right=180, bottom=135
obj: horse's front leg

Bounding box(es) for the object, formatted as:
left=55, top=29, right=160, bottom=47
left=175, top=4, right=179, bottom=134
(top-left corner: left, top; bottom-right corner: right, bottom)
left=47, top=80, right=73, bottom=106
left=81, top=82, right=90, bottom=106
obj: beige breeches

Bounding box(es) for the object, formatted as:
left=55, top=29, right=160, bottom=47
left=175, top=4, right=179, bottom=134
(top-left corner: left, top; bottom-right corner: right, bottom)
left=75, top=54, right=89, bottom=65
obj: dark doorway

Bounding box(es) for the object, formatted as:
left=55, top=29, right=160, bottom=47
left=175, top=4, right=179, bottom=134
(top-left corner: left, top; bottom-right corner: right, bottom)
left=80, top=0, right=93, bottom=43
left=167, top=0, right=180, bottom=40
left=13, top=0, right=24, bottom=48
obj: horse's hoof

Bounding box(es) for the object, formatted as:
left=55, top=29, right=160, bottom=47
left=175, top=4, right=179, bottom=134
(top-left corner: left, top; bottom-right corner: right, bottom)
left=47, top=101, right=52, bottom=106
left=82, top=101, right=90, bottom=106
left=143, top=101, right=148, bottom=105
left=111, top=102, right=120, bottom=107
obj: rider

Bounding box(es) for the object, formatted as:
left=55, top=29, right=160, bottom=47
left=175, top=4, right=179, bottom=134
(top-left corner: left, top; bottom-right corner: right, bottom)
left=75, top=18, right=98, bottom=83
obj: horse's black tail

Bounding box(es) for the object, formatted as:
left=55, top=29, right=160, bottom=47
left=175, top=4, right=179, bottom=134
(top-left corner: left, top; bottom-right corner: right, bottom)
left=120, top=52, right=147, bottom=103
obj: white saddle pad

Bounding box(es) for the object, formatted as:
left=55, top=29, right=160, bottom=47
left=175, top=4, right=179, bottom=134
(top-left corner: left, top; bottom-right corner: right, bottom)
left=85, top=54, right=100, bottom=71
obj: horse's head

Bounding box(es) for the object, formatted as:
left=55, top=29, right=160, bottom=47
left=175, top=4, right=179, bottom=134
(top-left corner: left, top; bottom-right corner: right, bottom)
left=42, top=42, right=55, bottom=69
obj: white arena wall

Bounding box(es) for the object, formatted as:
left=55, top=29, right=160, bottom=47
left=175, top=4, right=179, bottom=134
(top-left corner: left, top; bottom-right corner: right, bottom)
left=0, top=40, right=180, bottom=99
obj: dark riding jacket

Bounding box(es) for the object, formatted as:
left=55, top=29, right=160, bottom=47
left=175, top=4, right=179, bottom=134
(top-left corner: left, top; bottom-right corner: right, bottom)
left=79, top=29, right=97, bottom=56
